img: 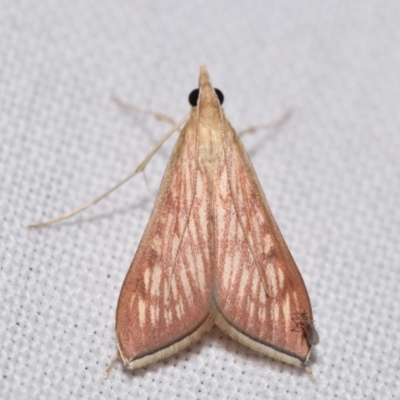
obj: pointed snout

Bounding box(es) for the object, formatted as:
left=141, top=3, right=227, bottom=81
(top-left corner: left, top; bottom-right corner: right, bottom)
left=199, top=65, right=211, bottom=87
left=197, top=65, right=221, bottom=114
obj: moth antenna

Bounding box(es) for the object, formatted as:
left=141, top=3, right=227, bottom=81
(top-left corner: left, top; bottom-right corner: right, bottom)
left=111, top=95, right=176, bottom=126
left=28, top=116, right=188, bottom=228
left=238, top=109, right=293, bottom=137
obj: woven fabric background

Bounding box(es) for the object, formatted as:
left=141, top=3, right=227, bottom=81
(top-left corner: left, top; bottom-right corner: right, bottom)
left=1, top=1, right=399, bottom=399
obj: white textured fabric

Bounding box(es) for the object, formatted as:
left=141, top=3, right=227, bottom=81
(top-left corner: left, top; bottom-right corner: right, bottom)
left=1, top=1, right=400, bottom=398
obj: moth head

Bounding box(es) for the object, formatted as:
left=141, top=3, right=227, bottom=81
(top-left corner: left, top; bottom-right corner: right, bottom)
left=188, top=88, right=224, bottom=107
left=188, top=65, right=224, bottom=113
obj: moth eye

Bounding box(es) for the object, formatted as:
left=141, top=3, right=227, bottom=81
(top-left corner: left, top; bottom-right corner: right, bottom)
left=188, top=89, right=199, bottom=106
left=214, top=88, right=224, bottom=105
left=188, top=88, right=224, bottom=106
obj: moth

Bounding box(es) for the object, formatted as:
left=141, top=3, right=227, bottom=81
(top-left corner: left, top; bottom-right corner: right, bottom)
left=114, top=66, right=318, bottom=373
left=30, top=66, right=318, bottom=376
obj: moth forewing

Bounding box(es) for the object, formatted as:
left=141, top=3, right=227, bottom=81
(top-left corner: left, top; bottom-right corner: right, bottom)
left=115, top=65, right=317, bottom=373
left=116, top=104, right=213, bottom=369
left=211, top=111, right=315, bottom=368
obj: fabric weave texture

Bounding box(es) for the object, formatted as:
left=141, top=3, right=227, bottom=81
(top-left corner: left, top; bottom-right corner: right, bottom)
left=1, top=1, right=399, bottom=399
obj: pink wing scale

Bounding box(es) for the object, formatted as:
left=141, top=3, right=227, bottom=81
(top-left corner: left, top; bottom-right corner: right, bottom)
left=213, top=125, right=313, bottom=363
left=116, top=123, right=212, bottom=365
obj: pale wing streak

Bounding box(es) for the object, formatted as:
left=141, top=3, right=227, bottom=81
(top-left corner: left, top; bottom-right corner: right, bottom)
left=220, top=118, right=270, bottom=299
left=213, top=122, right=313, bottom=367
left=165, top=124, right=200, bottom=303
left=116, top=124, right=212, bottom=368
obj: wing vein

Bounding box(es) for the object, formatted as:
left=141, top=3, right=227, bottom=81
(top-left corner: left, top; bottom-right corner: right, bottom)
left=165, top=123, right=200, bottom=303
left=221, top=125, right=270, bottom=299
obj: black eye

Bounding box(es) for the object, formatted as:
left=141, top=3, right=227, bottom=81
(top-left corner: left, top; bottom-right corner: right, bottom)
left=214, top=88, right=224, bottom=105
left=188, top=87, right=225, bottom=106
left=188, top=89, right=199, bottom=106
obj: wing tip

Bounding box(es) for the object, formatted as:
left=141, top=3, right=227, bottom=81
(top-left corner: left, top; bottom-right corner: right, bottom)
left=118, top=316, right=214, bottom=370
left=211, top=306, right=311, bottom=370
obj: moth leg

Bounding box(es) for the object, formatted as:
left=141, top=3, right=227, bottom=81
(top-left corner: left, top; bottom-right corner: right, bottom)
left=104, top=351, right=119, bottom=379
left=237, top=109, right=293, bottom=137
left=112, top=96, right=176, bottom=126
left=305, top=366, right=316, bottom=380
left=28, top=115, right=189, bottom=228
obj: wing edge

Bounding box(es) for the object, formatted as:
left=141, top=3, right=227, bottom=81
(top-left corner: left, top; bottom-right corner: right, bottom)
left=117, top=315, right=213, bottom=369
left=211, top=306, right=310, bottom=368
